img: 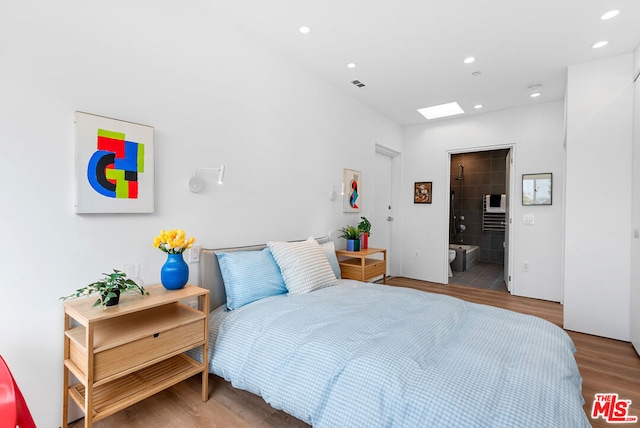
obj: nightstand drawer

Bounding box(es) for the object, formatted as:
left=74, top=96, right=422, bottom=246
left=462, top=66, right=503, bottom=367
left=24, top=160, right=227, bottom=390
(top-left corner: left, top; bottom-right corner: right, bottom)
left=364, top=260, right=386, bottom=278
left=336, top=248, right=387, bottom=283
left=340, top=258, right=385, bottom=280
left=70, top=319, right=205, bottom=382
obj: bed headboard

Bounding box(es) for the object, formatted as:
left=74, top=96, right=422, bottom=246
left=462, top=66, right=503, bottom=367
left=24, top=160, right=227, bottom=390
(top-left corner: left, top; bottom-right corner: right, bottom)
left=199, top=237, right=331, bottom=311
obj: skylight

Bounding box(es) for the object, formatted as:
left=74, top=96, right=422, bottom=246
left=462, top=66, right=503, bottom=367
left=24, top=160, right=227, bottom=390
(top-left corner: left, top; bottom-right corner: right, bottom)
left=601, top=10, right=619, bottom=20
left=417, top=102, right=465, bottom=120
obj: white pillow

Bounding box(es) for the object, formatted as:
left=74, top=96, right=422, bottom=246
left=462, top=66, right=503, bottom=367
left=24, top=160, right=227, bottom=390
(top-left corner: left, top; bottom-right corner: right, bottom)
left=320, top=240, right=341, bottom=279
left=267, top=238, right=339, bottom=295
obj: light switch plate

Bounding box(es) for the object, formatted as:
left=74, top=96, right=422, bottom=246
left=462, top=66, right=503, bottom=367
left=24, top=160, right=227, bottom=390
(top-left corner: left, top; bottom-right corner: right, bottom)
left=523, top=214, right=535, bottom=225
left=189, top=245, right=201, bottom=263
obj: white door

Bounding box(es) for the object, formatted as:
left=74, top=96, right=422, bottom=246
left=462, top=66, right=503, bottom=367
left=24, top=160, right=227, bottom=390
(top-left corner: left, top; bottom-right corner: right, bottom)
left=374, top=150, right=394, bottom=276
left=504, top=150, right=511, bottom=292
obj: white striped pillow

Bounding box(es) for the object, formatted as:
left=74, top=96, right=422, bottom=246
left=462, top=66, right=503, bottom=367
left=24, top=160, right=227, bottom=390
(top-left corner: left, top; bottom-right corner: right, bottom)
left=267, top=238, right=339, bottom=295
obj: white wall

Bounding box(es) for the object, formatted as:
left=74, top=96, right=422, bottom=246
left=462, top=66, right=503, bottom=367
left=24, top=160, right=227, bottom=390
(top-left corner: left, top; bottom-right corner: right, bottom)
left=631, top=46, right=640, bottom=354
left=402, top=102, right=566, bottom=302
left=564, top=54, right=634, bottom=341
left=0, top=1, right=402, bottom=425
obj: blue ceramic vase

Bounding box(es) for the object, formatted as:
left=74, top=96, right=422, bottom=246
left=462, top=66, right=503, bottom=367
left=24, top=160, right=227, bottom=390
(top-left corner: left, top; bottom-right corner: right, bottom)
left=161, top=253, right=188, bottom=290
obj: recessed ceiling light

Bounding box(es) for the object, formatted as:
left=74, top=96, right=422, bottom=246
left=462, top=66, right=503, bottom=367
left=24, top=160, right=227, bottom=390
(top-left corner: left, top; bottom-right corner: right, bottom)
left=464, top=57, right=476, bottom=64
left=592, top=41, right=608, bottom=49
left=299, top=26, right=311, bottom=34
left=417, top=102, right=465, bottom=120
left=601, top=10, right=620, bottom=20
left=474, top=104, right=483, bottom=109
left=347, top=62, right=357, bottom=69
left=528, top=84, right=543, bottom=98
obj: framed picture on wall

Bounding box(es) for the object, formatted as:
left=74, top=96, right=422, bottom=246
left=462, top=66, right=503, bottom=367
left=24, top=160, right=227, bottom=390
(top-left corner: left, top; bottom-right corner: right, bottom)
left=522, top=173, right=552, bottom=206
left=343, top=168, right=362, bottom=213
left=75, top=111, right=155, bottom=213
left=414, top=182, right=432, bottom=204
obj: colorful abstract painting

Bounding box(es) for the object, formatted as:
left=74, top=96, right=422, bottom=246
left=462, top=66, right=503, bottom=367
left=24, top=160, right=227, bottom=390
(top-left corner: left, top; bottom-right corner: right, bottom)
left=343, top=168, right=361, bottom=213
left=75, top=112, right=154, bottom=213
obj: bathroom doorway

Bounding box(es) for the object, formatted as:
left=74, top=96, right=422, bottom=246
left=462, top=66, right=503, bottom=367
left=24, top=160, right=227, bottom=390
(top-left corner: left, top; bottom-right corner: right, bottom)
left=448, top=148, right=512, bottom=293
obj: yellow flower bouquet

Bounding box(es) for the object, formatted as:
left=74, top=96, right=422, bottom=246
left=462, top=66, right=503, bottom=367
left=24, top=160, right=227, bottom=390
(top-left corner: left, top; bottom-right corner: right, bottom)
left=153, top=229, right=196, bottom=254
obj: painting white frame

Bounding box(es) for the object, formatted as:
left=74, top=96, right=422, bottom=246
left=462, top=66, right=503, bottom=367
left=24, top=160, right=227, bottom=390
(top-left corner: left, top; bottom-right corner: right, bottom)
left=75, top=112, right=154, bottom=213
left=343, top=168, right=362, bottom=213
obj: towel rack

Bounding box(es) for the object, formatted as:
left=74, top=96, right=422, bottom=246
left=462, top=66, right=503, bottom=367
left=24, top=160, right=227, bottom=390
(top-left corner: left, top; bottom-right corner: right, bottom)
left=483, top=195, right=506, bottom=232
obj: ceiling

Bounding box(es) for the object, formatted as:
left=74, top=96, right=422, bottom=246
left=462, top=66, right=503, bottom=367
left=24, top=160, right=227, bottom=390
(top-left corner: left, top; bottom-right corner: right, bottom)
left=210, top=0, right=640, bottom=126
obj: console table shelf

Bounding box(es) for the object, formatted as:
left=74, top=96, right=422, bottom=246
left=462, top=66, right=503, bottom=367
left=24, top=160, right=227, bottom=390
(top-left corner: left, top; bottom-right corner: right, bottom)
left=68, top=355, right=201, bottom=422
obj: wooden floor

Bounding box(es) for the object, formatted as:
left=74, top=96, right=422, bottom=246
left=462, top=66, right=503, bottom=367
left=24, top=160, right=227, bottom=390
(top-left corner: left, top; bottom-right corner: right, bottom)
left=69, top=277, right=640, bottom=428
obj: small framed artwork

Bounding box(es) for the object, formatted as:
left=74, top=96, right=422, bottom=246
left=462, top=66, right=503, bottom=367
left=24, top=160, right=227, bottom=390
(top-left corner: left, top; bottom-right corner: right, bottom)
left=75, top=112, right=154, bottom=213
left=522, top=173, right=552, bottom=206
left=414, top=182, right=432, bottom=204
left=343, top=168, right=362, bottom=213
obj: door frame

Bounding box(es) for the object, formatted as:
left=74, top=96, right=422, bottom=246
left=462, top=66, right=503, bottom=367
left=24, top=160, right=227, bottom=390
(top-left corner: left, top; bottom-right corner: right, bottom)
left=445, top=144, right=515, bottom=293
left=375, top=143, right=401, bottom=277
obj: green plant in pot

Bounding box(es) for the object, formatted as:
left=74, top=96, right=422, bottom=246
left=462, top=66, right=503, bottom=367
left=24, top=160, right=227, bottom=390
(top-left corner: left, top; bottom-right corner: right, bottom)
left=358, top=216, right=372, bottom=249
left=61, top=269, right=148, bottom=309
left=339, top=225, right=361, bottom=251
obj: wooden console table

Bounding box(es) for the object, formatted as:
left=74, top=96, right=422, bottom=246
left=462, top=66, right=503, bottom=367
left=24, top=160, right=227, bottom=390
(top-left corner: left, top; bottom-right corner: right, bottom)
left=335, top=247, right=387, bottom=283
left=62, top=284, right=209, bottom=427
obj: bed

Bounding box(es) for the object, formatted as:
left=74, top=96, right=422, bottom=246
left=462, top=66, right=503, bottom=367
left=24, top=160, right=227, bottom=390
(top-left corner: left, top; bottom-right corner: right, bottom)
left=190, top=238, right=590, bottom=427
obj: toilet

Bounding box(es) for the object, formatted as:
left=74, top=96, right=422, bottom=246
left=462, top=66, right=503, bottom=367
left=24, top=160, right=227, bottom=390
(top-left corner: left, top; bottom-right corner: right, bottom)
left=448, top=249, right=456, bottom=277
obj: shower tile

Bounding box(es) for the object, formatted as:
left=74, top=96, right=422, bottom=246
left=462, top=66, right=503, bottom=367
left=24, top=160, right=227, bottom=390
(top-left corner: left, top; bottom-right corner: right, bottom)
left=491, top=157, right=507, bottom=172
left=465, top=172, right=491, bottom=185
left=489, top=184, right=506, bottom=194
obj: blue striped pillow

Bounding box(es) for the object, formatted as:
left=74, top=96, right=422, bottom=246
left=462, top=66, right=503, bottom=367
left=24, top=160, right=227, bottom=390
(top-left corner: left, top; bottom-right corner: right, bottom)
left=216, top=248, right=286, bottom=310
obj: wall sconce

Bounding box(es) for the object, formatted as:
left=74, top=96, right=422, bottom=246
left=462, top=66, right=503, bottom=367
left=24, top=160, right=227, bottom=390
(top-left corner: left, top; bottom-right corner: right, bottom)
left=188, top=165, right=225, bottom=193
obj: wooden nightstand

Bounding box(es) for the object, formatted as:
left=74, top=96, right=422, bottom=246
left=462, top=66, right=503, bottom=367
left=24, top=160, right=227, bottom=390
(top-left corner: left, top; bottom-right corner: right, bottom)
left=62, top=284, right=209, bottom=427
left=335, top=247, right=387, bottom=283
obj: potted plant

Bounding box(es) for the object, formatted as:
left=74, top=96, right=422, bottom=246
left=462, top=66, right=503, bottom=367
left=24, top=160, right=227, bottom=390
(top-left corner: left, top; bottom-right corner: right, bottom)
left=61, top=269, right=148, bottom=308
left=358, top=216, right=372, bottom=249
left=339, top=225, right=361, bottom=251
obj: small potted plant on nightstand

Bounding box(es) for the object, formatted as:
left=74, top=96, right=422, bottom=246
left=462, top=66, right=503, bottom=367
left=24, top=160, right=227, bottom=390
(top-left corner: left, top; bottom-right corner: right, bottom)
left=61, top=269, right=148, bottom=308
left=339, top=225, right=361, bottom=252
left=358, top=216, right=372, bottom=249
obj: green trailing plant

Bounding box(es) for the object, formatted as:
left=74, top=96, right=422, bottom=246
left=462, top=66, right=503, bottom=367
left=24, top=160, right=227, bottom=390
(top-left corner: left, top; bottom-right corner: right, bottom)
left=61, top=269, right=148, bottom=309
left=339, top=225, right=361, bottom=240
left=358, top=216, right=372, bottom=236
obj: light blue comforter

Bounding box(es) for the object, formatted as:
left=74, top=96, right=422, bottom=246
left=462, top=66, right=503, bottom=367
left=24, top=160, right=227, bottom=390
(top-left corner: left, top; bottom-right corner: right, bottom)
left=206, top=281, right=590, bottom=427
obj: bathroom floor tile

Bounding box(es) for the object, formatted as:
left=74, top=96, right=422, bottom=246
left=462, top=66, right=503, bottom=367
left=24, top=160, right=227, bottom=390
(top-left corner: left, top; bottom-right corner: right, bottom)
left=451, top=262, right=507, bottom=293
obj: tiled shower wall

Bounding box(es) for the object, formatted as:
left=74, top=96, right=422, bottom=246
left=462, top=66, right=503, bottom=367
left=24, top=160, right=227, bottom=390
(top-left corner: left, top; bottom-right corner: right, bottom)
left=450, top=149, right=508, bottom=263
